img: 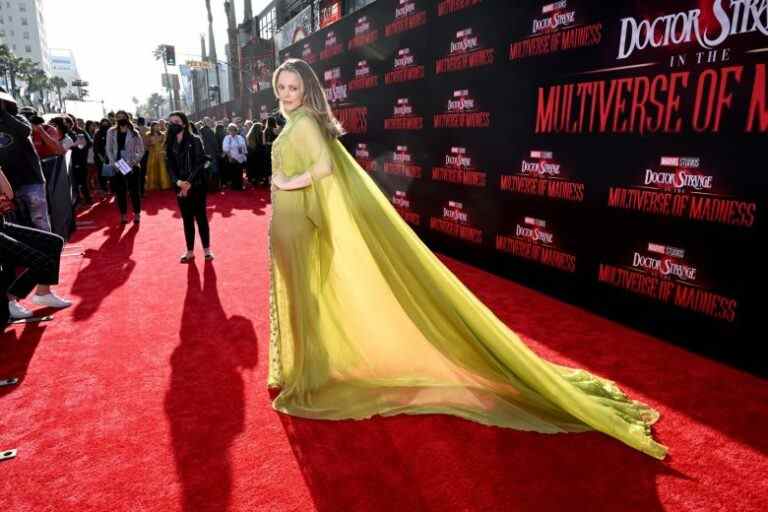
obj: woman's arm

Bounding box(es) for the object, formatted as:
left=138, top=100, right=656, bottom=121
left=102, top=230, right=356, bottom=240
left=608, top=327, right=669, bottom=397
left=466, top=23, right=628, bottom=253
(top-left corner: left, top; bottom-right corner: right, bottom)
left=0, top=167, right=13, bottom=199
left=273, top=116, right=332, bottom=191
left=185, top=137, right=208, bottom=184
left=105, top=130, right=116, bottom=164
left=132, top=131, right=145, bottom=165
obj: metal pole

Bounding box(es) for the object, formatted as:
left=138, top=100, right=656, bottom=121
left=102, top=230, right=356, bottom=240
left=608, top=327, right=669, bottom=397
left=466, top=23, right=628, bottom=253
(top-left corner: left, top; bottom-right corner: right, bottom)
left=161, top=46, right=173, bottom=114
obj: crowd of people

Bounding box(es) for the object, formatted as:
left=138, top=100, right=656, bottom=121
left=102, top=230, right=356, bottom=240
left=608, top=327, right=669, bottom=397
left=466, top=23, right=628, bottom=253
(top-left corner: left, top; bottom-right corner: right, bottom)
left=0, top=82, right=284, bottom=325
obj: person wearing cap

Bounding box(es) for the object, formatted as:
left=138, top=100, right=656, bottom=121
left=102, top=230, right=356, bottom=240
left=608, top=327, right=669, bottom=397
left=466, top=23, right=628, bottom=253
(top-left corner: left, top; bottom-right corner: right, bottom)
left=0, top=89, right=53, bottom=233
left=0, top=89, right=72, bottom=318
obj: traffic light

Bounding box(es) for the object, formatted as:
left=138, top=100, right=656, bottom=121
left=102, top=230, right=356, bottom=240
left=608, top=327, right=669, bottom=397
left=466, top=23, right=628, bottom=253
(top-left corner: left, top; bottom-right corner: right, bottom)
left=165, top=45, right=176, bottom=66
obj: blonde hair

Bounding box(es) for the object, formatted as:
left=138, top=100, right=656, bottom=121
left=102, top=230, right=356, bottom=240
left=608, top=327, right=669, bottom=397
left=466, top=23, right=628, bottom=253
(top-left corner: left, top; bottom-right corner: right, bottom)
left=273, top=58, right=345, bottom=140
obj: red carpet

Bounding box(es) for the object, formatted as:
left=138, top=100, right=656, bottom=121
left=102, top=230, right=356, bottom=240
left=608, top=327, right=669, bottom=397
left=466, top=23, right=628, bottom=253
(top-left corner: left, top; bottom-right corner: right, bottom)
left=1, top=189, right=767, bottom=512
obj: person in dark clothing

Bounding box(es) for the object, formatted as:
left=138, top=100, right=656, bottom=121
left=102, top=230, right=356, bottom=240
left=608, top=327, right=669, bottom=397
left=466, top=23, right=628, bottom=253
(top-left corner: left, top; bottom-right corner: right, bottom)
left=246, top=121, right=265, bottom=185
left=165, top=111, right=213, bottom=263
left=262, top=116, right=280, bottom=186
left=93, top=118, right=111, bottom=193
left=105, top=111, right=144, bottom=224
left=1, top=167, right=71, bottom=320
left=0, top=89, right=51, bottom=232
left=137, top=117, right=150, bottom=198
left=200, top=117, right=220, bottom=190
left=69, top=121, right=93, bottom=204
left=214, top=122, right=226, bottom=187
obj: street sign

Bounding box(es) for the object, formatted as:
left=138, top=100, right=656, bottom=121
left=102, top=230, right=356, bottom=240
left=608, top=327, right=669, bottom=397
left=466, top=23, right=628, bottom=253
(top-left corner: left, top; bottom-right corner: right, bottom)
left=161, top=73, right=180, bottom=90
left=186, top=60, right=212, bottom=70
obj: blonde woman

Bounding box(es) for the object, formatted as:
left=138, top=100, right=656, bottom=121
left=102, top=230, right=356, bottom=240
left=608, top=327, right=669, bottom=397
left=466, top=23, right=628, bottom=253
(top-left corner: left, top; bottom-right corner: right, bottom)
left=267, top=58, right=666, bottom=460
left=145, top=122, right=172, bottom=191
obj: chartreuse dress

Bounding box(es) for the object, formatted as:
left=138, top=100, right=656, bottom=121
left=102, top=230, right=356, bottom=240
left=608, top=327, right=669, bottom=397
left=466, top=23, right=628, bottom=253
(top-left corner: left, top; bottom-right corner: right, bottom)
left=268, top=106, right=666, bottom=460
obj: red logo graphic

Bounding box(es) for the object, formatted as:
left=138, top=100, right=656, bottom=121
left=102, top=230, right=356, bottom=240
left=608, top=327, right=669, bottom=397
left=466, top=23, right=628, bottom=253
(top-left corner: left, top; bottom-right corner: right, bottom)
left=301, top=42, right=317, bottom=64
left=532, top=1, right=576, bottom=34
left=383, top=145, right=422, bottom=177
left=434, top=89, right=491, bottom=128
left=385, top=98, right=424, bottom=130
left=386, top=0, right=428, bottom=36
left=333, top=106, right=368, bottom=134
left=436, top=27, right=495, bottom=73
left=598, top=240, right=738, bottom=322
left=323, top=67, right=348, bottom=104
left=496, top=215, right=576, bottom=272
left=392, top=190, right=421, bottom=226
left=349, top=60, right=380, bottom=91
left=320, top=30, right=344, bottom=60
left=510, top=1, right=602, bottom=60
left=432, top=146, right=487, bottom=187
left=438, top=0, right=482, bottom=17
left=386, top=48, right=425, bottom=84
left=501, top=150, right=584, bottom=201
left=349, top=15, right=380, bottom=50
left=607, top=155, right=756, bottom=227
left=354, top=142, right=377, bottom=173
left=430, top=200, right=483, bottom=243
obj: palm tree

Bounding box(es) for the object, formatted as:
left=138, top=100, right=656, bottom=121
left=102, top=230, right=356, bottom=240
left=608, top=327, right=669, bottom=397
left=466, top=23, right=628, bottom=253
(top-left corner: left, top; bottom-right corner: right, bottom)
left=49, top=76, right=67, bottom=110
left=0, top=46, right=35, bottom=98
left=25, top=67, right=49, bottom=109
left=147, top=92, right=166, bottom=118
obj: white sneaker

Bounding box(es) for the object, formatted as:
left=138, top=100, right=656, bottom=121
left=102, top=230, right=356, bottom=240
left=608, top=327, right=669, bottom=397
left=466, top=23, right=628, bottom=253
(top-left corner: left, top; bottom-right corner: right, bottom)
left=9, top=300, right=34, bottom=319
left=31, top=292, right=72, bottom=309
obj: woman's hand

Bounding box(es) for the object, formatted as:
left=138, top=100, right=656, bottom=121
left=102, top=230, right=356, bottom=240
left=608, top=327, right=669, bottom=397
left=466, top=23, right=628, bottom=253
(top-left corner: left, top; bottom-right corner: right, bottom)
left=177, top=180, right=192, bottom=197
left=271, top=171, right=288, bottom=190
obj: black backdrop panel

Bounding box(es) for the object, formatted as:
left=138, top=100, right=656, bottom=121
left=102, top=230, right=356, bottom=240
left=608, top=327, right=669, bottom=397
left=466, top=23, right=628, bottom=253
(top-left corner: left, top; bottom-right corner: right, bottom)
left=279, top=0, right=768, bottom=371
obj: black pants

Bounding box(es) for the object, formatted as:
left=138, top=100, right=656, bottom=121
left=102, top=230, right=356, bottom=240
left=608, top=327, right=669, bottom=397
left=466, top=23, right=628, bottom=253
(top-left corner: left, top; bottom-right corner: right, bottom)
left=177, top=187, right=210, bottom=251
left=111, top=168, right=142, bottom=215
left=72, top=163, right=92, bottom=202
left=139, top=151, right=149, bottom=196
left=225, top=159, right=244, bottom=190
left=0, top=220, right=64, bottom=299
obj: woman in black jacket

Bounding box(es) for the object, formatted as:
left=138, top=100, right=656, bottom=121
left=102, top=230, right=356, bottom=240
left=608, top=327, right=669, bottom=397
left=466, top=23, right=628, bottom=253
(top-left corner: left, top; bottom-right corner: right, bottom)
left=165, top=111, right=213, bottom=263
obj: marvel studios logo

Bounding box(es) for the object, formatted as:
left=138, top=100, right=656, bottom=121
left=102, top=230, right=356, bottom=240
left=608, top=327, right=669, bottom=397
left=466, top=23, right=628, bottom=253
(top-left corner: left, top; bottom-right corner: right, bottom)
left=524, top=216, right=546, bottom=227
left=660, top=156, right=701, bottom=168
left=542, top=1, right=567, bottom=13
left=647, top=243, right=685, bottom=258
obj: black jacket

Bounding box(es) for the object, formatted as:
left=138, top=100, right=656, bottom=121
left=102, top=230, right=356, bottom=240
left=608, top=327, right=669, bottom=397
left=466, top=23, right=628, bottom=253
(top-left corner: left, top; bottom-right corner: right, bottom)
left=0, top=110, right=45, bottom=189
left=166, top=133, right=208, bottom=188
left=69, top=128, right=92, bottom=168
left=200, top=126, right=218, bottom=159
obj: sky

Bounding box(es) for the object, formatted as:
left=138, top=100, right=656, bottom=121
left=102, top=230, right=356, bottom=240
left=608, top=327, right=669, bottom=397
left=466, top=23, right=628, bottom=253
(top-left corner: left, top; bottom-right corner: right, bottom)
left=44, top=0, right=271, bottom=112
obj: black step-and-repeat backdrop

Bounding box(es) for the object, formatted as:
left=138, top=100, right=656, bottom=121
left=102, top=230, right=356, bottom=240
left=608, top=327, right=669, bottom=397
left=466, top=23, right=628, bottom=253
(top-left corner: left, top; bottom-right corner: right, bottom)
left=270, top=0, right=768, bottom=369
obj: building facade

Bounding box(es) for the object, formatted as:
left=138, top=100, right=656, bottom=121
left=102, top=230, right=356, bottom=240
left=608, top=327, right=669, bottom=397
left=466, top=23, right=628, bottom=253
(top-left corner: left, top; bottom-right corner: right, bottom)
left=0, top=0, right=50, bottom=74
left=49, top=47, right=80, bottom=96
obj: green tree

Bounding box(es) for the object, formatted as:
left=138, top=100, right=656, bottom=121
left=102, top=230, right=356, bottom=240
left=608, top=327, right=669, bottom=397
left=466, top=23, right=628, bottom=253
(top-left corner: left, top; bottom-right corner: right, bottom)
left=49, top=76, right=67, bottom=109
left=0, top=46, right=35, bottom=99
left=147, top=92, right=166, bottom=118
left=25, top=67, right=49, bottom=109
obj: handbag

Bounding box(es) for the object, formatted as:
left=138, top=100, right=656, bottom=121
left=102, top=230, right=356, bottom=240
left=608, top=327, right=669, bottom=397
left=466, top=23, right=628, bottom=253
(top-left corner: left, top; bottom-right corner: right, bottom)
left=101, top=163, right=115, bottom=177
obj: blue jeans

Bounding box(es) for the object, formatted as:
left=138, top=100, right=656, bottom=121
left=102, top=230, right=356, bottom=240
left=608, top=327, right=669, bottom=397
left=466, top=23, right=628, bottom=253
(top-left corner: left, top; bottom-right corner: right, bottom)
left=15, top=183, right=52, bottom=232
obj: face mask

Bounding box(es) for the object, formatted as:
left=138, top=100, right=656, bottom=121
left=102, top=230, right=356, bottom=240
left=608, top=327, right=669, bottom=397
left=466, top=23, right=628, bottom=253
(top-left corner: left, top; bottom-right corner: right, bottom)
left=168, top=123, right=184, bottom=136
left=117, top=119, right=128, bottom=127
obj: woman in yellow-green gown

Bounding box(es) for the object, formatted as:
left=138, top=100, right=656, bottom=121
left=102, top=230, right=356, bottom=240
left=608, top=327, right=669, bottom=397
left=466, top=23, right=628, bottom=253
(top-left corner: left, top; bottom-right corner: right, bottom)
left=268, top=59, right=667, bottom=460
left=145, top=122, right=172, bottom=191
